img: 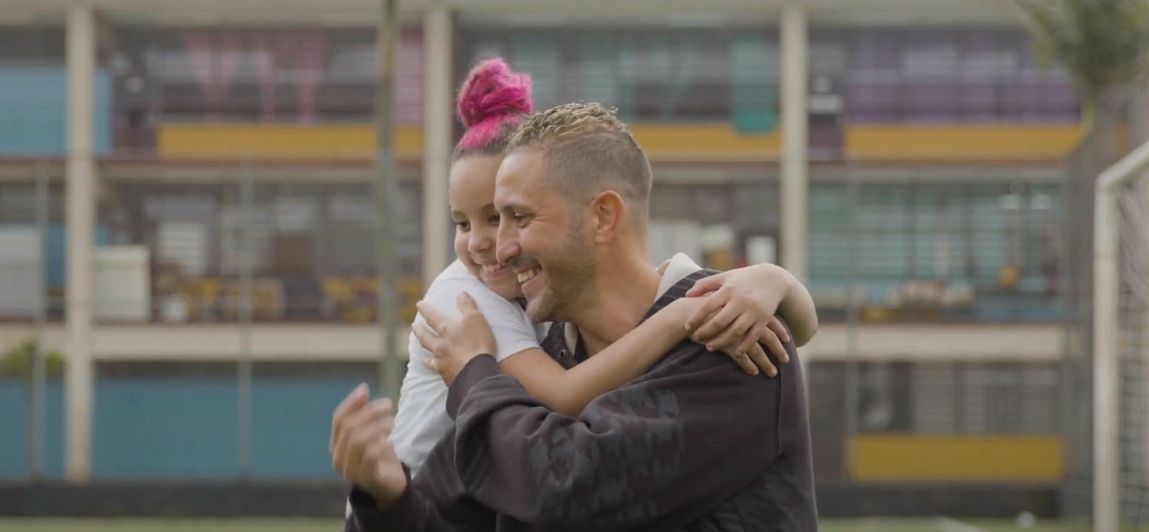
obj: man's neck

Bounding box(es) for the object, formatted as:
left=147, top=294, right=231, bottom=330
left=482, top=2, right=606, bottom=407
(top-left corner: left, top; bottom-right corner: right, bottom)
left=568, top=252, right=661, bottom=357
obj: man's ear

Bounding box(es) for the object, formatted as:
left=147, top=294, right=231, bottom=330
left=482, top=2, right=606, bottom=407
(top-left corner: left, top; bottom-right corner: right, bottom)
left=589, top=190, right=627, bottom=243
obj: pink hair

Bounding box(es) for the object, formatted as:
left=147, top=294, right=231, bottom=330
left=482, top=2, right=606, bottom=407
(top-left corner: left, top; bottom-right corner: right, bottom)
left=455, top=58, right=533, bottom=154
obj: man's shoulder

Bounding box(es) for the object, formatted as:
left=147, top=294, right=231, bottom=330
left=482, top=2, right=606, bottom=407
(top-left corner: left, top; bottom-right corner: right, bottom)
left=653, top=266, right=796, bottom=367
left=660, top=268, right=717, bottom=301
left=643, top=335, right=722, bottom=377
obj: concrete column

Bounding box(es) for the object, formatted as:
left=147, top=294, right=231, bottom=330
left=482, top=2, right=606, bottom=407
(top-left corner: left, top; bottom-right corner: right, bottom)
left=422, top=2, right=453, bottom=286
left=65, top=0, right=97, bottom=483
left=780, top=1, right=808, bottom=281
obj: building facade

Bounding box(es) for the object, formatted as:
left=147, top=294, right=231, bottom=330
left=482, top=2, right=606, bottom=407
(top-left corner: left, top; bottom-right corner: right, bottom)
left=0, top=0, right=1085, bottom=504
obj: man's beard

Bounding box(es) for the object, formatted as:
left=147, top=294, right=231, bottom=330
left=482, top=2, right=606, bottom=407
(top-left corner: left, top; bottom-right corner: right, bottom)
left=525, top=227, right=596, bottom=323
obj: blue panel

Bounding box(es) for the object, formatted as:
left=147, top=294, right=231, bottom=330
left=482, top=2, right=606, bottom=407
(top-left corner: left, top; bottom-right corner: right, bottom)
left=511, top=36, right=562, bottom=112
left=0, top=67, right=113, bottom=156
left=93, top=379, right=240, bottom=478
left=0, top=377, right=394, bottom=479
left=94, top=70, right=113, bottom=155
left=42, top=380, right=64, bottom=478
left=731, top=36, right=777, bottom=134
left=0, top=380, right=28, bottom=478
left=0, top=379, right=64, bottom=479
left=251, top=379, right=364, bottom=478
left=47, top=225, right=112, bottom=289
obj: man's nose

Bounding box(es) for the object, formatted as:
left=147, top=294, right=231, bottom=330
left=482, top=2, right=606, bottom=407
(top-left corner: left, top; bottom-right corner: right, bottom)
left=496, top=224, right=520, bottom=266
left=497, top=241, right=521, bottom=267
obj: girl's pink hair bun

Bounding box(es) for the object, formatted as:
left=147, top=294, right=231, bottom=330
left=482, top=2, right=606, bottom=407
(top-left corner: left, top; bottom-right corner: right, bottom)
left=456, top=58, right=533, bottom=151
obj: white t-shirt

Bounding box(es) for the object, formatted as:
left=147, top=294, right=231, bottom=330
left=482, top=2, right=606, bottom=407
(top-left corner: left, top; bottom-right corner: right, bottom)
left=391, top=260, right=541, bottom=473
left=390, top=253, right=703, bottom=475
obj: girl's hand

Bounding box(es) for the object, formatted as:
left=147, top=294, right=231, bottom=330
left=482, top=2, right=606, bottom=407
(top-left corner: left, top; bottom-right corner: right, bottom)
left=666, top=297, right=785, bottom=377
left=682, top=266, right=796, bottom=372
left=412, top=292, right=497, bottom=385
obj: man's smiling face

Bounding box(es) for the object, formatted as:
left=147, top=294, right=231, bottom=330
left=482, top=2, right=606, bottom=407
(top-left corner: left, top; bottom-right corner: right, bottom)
left=494, top=148, right=596, bottom=323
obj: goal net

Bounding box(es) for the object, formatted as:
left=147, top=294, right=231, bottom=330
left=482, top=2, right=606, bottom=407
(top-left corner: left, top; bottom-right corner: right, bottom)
left=1095, top=139, right=1149, bottom=532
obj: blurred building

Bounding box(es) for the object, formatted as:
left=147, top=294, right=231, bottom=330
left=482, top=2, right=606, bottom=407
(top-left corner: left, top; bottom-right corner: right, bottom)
left=0, top=0, right=1119, bottom=517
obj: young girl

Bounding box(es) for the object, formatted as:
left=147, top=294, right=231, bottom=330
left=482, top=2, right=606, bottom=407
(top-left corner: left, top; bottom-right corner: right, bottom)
left=392, top=58, right=818, bottom=474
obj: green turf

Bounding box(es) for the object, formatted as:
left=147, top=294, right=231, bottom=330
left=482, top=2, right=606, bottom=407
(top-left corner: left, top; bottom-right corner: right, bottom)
left=0, top=518, right=1117, bottom=532
left=821, top=517, right=1093, bottom=532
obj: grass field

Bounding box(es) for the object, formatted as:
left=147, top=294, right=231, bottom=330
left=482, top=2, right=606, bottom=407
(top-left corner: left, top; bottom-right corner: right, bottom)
left=0, top=518, right=1108, bottom=532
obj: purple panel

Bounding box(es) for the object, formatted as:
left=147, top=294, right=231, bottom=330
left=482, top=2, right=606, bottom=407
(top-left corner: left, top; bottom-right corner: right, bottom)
left=999, top=82, right=1027, bottom=119
left=906, top=82, right=959, bottom=121
left=961, top=84, right=998, bottom=116
left=395, top=30, right=423, bottom=125
left=843, top=28, right=1082, bottom=124
left=847, top=79, right=902, bottom=122
left=851, top=30, right=901, bottom=70
left=1019, top=80, right=1048, bottom=115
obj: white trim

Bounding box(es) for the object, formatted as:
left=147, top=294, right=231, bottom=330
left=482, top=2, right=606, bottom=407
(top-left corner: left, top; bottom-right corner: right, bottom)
left=0, top=323, right=1063, bottom=362
left=1099, top=139, right=1149, bottom=192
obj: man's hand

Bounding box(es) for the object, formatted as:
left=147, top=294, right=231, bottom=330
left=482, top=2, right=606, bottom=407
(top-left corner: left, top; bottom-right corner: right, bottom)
left=330, top=384, right=408, bottom=507
left=413, top=292, right=497, bottom=385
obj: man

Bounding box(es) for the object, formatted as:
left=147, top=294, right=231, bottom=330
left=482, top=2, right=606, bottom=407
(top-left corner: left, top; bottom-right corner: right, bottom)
left=331, top=103, right=818, bottom=531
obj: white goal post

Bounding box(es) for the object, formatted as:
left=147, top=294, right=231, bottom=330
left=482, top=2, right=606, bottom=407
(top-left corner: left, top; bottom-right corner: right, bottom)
left=1094, top=138, right=1149, bottom=532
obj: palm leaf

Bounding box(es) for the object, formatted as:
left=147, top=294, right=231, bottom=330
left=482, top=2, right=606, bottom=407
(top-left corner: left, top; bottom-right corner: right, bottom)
left=1016, top=0, right=1149, bottom=124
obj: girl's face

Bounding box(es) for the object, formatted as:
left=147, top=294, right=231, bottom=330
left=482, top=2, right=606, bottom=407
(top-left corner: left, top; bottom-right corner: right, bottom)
left=448, top=154, right=523, bottom=300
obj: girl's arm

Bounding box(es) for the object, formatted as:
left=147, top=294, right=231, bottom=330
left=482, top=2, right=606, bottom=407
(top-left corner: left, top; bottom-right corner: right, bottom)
left=686, top=263, right=819, bottom=348
left=414, top=264, right=816, bottom=419
left=500, top=264, right=820, bottom=417
left=495, top=296, right=706, bottom=417
left=777, top=270, right=818, bottom=345
left=416, top=295, right=780, bottom=419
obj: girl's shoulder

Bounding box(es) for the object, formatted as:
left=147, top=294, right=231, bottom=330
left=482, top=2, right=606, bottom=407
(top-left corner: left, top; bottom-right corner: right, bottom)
left=422, top=260, right=524, bottom=321
left=424, top=260, right=494, bottom=298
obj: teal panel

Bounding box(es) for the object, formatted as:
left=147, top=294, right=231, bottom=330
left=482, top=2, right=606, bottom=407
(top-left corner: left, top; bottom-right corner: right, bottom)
left=0, top=379, right=64, bottom=479
left=511, top=36, right=562, bottom=111
left=0, top=67, right=112, bottom=156
left=250, top=379, right=365, bottom=478
left=731, top=36, right=776, bottom=134
left=0, top=371, right=414, bottom=479
left=93, top=379, right=240, bottom=478
left=578, top=37, right=620, bottom=108
left=47, top=225, right=112, bottom=288
left=87, top=377, right=381, bottom=479
left=0, top=380, right=27, bottom=478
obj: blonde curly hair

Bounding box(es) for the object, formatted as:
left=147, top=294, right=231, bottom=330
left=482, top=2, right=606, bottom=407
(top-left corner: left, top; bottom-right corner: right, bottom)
left=507, top=103, right=652, bottom=223
left=508, top=102, right=631, bottom=147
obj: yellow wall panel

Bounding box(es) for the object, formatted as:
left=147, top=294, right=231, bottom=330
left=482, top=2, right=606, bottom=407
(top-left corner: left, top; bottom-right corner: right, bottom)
left=629, top=123, right=782, bottom=161
left=845, top=124, right=1086, bottom=161
left=158, top=122, right=1091, bottom=162
left=158, top=122, right=779, bottom=162
left=158, top=123, right=424, bottom=159
left=850, top=434, right=1064, bottom=482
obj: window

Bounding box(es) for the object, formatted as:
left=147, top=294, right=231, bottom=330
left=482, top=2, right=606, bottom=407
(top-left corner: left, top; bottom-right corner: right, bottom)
left=461, top=30, right=776, bottom=125
left=842, top=29, right=1079, bottom=123
left=808, top=181, right=1063, bottom=322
